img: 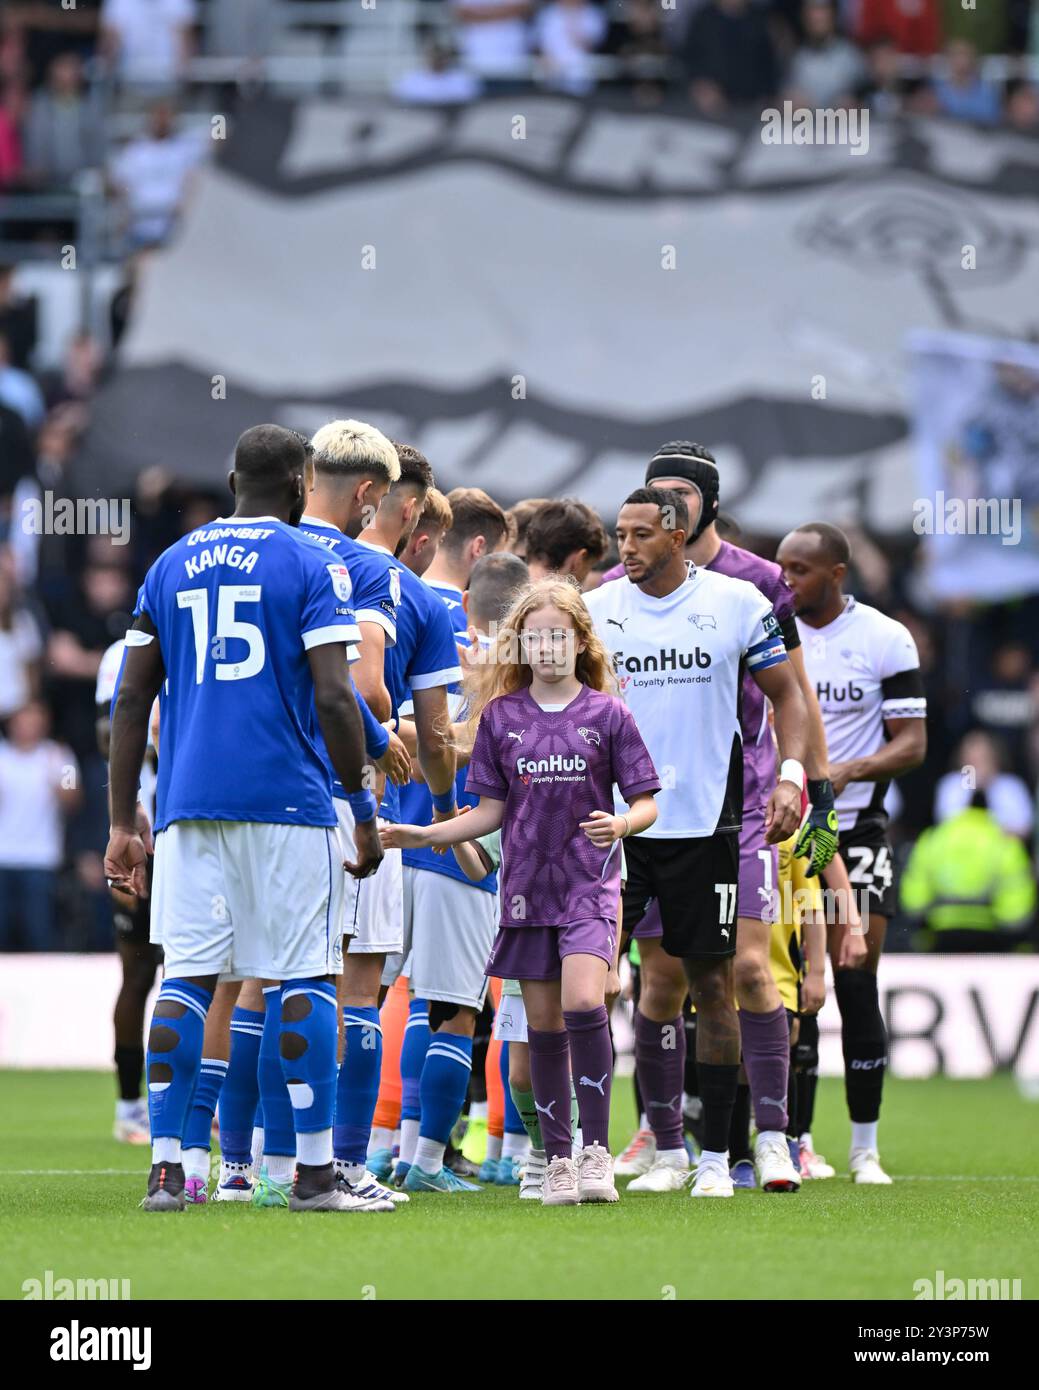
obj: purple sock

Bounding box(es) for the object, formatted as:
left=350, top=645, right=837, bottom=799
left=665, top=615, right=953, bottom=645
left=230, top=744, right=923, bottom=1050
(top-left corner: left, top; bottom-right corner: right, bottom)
left=564, top=1006, right=612, bottom=1150
left=740, top=1004, right=791, bottom=1133
left=527, top=1026, right=573, bottom=1160
left=634, top=1010, right=685, bottom=1152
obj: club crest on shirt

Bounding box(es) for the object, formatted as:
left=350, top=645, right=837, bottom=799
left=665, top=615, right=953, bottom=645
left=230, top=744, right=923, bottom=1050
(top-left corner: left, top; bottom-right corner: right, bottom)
left=577, top=727, right=601, bottom=746
left=687, top=613, right=717, bottom=630
left=326, top=564, right=353, bottom=603
left=841, top=647, right=872, bottom=674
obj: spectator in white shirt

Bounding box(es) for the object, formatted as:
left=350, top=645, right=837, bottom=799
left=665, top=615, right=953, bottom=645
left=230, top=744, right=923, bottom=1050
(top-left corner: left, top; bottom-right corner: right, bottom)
left=452, top=0, right=533, bottom=81
left=101, top=0, right=197, bottom=87
left=108, top=101, right=205, bottom=249
left=0, top=701, right=81, bottom=951
left=935, top=730, right=1034, bottom=840
left=535, top=0, right=608, bottom=95
left=0, top=550, right=43, bottom=721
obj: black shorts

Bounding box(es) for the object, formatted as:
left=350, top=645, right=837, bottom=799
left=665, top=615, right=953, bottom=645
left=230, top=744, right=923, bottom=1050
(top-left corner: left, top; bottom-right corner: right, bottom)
left=112, top=860, right=154, bottom=946
left=622, top=833, right=740, bottom=960
left=838, top=813, right=895, bottom=919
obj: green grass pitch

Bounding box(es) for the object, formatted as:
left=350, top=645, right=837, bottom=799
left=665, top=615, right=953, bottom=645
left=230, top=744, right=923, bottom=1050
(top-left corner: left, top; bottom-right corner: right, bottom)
left=1, top=1071, right=1035, bottom=1301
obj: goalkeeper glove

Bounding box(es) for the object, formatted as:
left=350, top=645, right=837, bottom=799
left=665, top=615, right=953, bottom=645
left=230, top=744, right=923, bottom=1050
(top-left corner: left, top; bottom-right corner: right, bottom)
left=794, top=778, right=839, bottom=876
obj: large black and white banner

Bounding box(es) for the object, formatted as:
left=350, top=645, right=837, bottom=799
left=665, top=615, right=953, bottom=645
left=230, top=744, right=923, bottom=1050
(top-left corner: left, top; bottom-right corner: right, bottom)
left=79, top=98, right=1039, bottom=531
left=910, top=332, right=1039, bottom=601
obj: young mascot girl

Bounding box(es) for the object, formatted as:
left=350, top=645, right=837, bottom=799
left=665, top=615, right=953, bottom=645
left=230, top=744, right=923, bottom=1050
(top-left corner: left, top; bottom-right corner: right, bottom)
left=383, top=579, right=659, bottom=1205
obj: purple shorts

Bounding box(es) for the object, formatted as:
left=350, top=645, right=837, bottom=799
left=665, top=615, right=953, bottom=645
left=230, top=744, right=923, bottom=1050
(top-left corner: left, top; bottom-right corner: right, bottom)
left=738, top=804, right=777, bottom=924
left=631, top=806, right=777, bottom=940
left=485, top=919, right=616, bottom=981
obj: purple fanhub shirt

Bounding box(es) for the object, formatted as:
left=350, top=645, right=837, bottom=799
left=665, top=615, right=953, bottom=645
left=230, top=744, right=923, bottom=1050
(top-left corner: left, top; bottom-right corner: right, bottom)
left=602, top=540, right=797, bottom=810
left=465, top=684, right=660, bottom=929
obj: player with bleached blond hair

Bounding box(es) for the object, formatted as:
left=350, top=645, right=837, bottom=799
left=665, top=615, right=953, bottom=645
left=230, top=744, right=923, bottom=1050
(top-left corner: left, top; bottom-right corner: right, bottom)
left=310, top=418, right=401, bottom=490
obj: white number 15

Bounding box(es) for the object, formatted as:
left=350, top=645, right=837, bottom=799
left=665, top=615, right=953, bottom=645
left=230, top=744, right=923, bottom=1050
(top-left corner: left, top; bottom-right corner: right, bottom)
left=177, top=585, right=265, bottom=683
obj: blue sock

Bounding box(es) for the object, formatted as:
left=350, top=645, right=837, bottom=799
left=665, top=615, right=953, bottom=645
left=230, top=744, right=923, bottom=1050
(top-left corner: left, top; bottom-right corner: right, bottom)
left=182, top=1057, right=228, bottom=1151
left=401, top=999, right=430, bottom=1126
left=420, top=1032, right=473, bottom=1146
left=500, top=1042, right=525, bottom=1136
left=219, top=1006, right=264, bottom=1164
left=147, top=980, right=211, bottom=1141
left=280, top=979, right=338, bottom=1139
left=334, top=1005, right=383, bottom=1165
left=258, top=986, right=294, bottom=1157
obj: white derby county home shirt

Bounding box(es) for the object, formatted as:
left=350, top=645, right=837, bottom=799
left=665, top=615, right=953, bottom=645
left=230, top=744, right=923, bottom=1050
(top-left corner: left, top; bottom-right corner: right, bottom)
left=585, top=564, right=787, bottom=839
left=796, top=595, right=926, bottom=823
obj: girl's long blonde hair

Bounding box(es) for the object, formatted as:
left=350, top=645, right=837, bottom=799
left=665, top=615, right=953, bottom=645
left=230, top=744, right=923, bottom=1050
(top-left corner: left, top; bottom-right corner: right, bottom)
left=462, top=577, right=617, bottom=741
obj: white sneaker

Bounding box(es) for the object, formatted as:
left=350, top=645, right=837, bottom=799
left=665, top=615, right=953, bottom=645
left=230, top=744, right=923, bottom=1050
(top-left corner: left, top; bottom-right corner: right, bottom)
left=627, top=1149, right=690, bottom=1193
left=542, top=1156, right=580, bottom=1206
left=212, top=1159, right=255, bottom=1202
left=575, top=1142, right=618, bottom=1203
left=519, top=1149, right=546, bottom=1200
left=614, top=1127, right=657, bottom=1177
left=689, top=1157, right=734, bottom=1198
left=290, top=1185, right=382, bottom=1213
left=755, top=1131, right=801, bottom=1192
left=850, top=1148, right=892, bottom=1185
left=799, top=1141, right=836, bottom=1180
left=337, top=1162, right=411, bottom=1206
left=337, top=1170, right=402, bottom=1210
left=113, top=1101, right=149, bottom=1145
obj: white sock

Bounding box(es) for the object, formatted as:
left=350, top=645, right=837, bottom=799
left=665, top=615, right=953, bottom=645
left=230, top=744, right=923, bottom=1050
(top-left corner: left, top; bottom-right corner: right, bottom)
left=152, top=1136, right=181, bottom=1164
left=486, top=1134, right=503, bottom=1161
left=467, top=1100, right=488, bottom=1129
left=800, top=1131, right=813, bottom=1149
left=368, top=1126, right=394, bottom=1155
left=851, top=1122, right=879, bottom=1154
left=336, top=1160, right=366, bottom=1184
left=264, top=1152, right=295, bottom=1183
left=502, top=1131, right=529, bottom=1161
left=574, top=1127, right=583, bottom=1150
left=638, top=1112, right=649, bottom=1129
left=699, top=1148, right=728, bottom=1167
left=757, top=1129, right=785, bottom=1144
left=116, top=1098, right=143, bottom=1119
left=297, top=1129, right=333, bottom=1167
left=657, top=1146, right=689, bottom=1165
left=250, top=1126, right=264, bottom=1172
left=392, top=1127, right=401, bottom=1147
left=182, top=1146, right=210, bottom=1181
left=415, top=1136, right=446, bottom=1173
left=399, top=1118, right=420, bottom=1165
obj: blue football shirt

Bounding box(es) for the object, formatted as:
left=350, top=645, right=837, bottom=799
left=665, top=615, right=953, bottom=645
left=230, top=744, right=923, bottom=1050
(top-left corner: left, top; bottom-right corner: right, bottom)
left=372, top=549, right=463, bottom=824
left=134, top=515, right=360, bottom=831
left=299, top=516, right=401, bottom=796
left=398, top=580, right=497, bottom=895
